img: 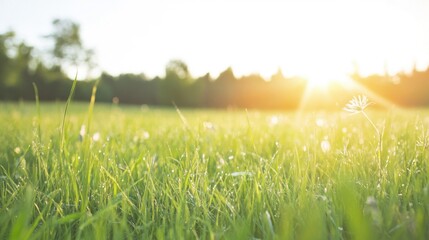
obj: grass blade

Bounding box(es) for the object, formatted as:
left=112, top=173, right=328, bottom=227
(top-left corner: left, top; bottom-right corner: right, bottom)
left=60, top=71, right=78, bottom=156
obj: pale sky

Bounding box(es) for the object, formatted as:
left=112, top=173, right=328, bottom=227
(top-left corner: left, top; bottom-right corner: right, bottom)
left=1, top=0, right=429, bottom=82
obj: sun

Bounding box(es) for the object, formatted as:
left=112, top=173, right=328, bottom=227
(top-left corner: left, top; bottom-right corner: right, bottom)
left=300, top=61, right=352, bottom=90
left=305, top=72, right=348, bottom=90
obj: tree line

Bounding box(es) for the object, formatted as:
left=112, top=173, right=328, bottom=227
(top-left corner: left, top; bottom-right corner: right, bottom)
left=1, top=19, right=429, bottom=109
left=352, top=68, right=429, bottom=107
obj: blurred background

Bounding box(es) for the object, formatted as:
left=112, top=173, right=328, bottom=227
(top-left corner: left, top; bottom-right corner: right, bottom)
left=1, top=0, right=429, bottom=109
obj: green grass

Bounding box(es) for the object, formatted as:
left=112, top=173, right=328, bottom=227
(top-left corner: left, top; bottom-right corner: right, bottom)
left=0, top=101, right=428, bottom=239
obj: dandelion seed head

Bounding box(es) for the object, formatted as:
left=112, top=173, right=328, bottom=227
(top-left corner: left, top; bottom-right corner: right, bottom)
left=203, top=121, right=215, bottom=130
left=14, top=147, right=21, bottom=154
left=92, top=132, right=100, bottom=142
left=343, top=95, right=372, bottom=114
left=269, top=116, right=279, bottom=126
left=366, top=196, right=377, bottom=207
left=80, top=125, right=86, bottom=136
left=142, top=131, right=150, bottom=139
left=302, top=145, right=307, bottom=152
left=316, top=118, right=325, bottom=127
left=79, top=125, right=86, bottom=141
left=218, top=158, right=225, bottom=168
left=321, top=140, right=331, bottom=153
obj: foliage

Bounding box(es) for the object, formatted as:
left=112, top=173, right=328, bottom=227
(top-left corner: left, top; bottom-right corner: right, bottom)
left=0, top=101, right=428, bottom=239
left=44, top=19, right=95, bottom=75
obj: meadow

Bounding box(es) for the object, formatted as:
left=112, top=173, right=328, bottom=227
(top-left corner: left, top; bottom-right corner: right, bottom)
left=0, top=99, right=428, bottom=239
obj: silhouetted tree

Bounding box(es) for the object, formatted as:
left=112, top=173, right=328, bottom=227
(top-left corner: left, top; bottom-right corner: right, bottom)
left=12, top=43, right=35, bottom=99
left=0, top=32, right=16, bottom=99
left=159, top=60, right=192, bottom=106
left=190, top=73, right=212, bottom=107
left=97, top=73, right=115, bottom=102
left=209, top=67, right=237, bottom=107
left=270, top=68, right=285, bottom=83
left=45, top=19, right=94, bottom=78
left=236, top=74, right=266, bottom=108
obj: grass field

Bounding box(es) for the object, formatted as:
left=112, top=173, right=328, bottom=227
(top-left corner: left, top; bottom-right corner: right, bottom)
left=0, top=100, right=429, bottom=239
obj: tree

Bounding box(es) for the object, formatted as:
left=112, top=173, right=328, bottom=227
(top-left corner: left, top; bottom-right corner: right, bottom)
left=0, top=31, right=15, bottom=99
left=208, top=67, right=237, bottom=107
left=159, top=60, right=192, bottom=106
left=215, top=67, right=235, bottom=84
left=270, top=68, right=285, bottom=83
left=165, top=59, right=190, bottom=80
left=13, top=42, right=34, bottom=99
left=45, top=19, right=95, bottom=78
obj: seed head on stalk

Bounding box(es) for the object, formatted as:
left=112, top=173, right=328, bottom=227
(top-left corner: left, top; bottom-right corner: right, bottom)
left=343, top=95, right=372, bottom=114
left=344, top=95, right=384, bottom=186
left=344, top=95, right=378, bottom=136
